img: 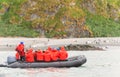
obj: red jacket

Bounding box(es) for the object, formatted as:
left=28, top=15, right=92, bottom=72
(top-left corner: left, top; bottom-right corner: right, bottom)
left=59, top=46, right=68, bottom=60
left=50, top=49, right=59, bottom=61
left=15, top=44, right=25, bottom=56
left=59, top=50, right=68, bottom=60
left=44, top=52, right=51, bottom=62
left=25, top=49, right=34, bottom=62
left=36, top=50, right=44, bottom=61
left=15, top=52, right=20, bottom=60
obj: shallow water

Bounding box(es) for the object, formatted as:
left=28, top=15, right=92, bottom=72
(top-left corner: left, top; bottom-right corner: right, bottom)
left=0, top=46, right=120, bottom=77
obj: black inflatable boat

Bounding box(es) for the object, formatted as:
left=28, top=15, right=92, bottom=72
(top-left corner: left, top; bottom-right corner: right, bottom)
left=5, top=55, right=87, bottom=68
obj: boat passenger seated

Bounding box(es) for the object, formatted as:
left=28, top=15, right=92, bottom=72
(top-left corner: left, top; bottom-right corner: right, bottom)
left=59, top=46, right=68, bottom=61
left=36, top=49, right=44, bottom=61
left=44, top=50, right=51, bottom=62
left=50, top=48, right=59, bottom=61
left=25, top=48, right=34, bottom=62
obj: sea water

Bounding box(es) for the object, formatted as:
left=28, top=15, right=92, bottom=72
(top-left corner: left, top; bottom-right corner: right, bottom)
left=0, top=46, right=120, bottom=77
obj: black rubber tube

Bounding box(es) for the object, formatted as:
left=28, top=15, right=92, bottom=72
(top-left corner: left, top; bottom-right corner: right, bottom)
left=0, top=64, right=7, bottom=67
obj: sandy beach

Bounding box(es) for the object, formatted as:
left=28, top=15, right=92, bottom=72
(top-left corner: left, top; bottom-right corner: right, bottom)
left=0, top=37, right=120, bottom=51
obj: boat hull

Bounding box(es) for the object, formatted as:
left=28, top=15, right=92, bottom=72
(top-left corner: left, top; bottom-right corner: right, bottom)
left=7, top=55, right=87, bottom=68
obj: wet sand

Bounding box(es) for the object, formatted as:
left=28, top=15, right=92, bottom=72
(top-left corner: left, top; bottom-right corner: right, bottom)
left=0, top=37, right=120, bottom=51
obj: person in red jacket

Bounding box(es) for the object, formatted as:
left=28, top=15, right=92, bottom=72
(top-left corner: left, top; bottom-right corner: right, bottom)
left=43, top=46, right=52, bottom=62
left=15, top=42, right=25, bottom=61
left=36, top=49, right=44, bottom=61
left=15, top=52, right=20, bottom=61
left=50, top=48, right=59, bottom=61
left=44, top=50, right=51, bottom=62
left=59, top=46, right=68, bottom=61
left=25, top=48, right=34, bottom=62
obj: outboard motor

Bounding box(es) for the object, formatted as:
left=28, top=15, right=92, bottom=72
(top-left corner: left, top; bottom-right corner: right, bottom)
left=7, top=56, right=16, bottom=64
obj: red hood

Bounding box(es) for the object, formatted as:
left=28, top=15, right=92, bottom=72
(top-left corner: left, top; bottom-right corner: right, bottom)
left=61, top=46, right=65, bottom=51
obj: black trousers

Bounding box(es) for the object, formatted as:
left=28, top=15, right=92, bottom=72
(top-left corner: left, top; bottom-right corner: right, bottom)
left=20, top=56, right=25, bottom=61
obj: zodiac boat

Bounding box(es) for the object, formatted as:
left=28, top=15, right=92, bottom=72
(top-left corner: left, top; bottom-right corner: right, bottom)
left=6, top=55, right=87, bottom=68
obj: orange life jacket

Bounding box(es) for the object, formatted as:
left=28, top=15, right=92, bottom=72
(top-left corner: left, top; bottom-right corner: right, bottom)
left=50, top=49, right=59, bottom=61
left=15, top=52, right=20, bottom=60
left=44, top=52, right=51, bottom=62
left=36, top=50, right=44, bottom=61
left=59, top=46, right=68, bottom=60
left=59, top=50, right=68, bottom=60
left=15, top=44, right=25, bottom=56
left=25, top=49, right=34, bottom=62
